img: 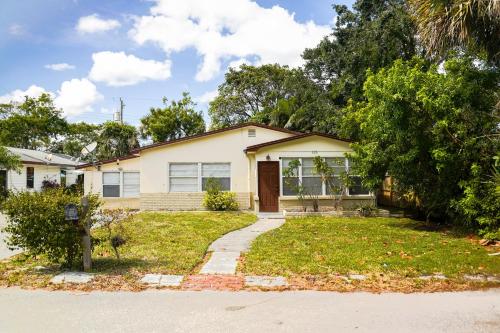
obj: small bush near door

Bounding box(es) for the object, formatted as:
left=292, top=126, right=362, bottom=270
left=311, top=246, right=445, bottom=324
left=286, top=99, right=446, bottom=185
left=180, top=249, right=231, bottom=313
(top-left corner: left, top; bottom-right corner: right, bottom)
left=203, top=178, right=239, bottom=211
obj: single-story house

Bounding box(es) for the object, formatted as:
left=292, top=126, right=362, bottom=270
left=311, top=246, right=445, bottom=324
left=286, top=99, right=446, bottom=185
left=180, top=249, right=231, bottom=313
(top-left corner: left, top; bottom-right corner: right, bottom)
left=0, top=147, right=81, bottom=193
left=77, top=123, right=374, bottom=212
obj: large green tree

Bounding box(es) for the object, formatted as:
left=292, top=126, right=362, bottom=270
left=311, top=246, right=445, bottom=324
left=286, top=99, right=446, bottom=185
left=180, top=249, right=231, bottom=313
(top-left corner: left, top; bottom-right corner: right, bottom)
left=409, top=0, right=500, bottom=65
left=95, top=121, right=140, bottom=160
left=208, top=64, right=330, bottom=131
left=0, top=94, right=68, bottom=150
left=50, top=122, right=100, bottom=161
left=140, top=93, right=205, bottom=142
left=0, top=146, right=21, bottom=171
left=346, top=56, right=499, bottom=237
left=303, top=0, right=418, bottom=105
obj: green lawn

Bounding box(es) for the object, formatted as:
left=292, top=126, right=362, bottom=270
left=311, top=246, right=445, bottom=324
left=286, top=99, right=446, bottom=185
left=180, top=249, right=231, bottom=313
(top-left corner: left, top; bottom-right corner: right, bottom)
left=0, top=212, right=256, bottom=288
left=92, top=211, right=257, bottom=274
left=241, top=217, right=500, bottom=278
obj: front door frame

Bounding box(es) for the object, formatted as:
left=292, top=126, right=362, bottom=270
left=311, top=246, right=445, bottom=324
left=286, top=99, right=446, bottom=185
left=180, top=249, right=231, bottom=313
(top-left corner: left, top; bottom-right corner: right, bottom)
left=257, top=161, right=280, bottom=212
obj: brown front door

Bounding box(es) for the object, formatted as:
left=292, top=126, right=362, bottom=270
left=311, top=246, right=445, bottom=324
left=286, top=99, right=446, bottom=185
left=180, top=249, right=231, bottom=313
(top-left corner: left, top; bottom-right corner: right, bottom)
left=258, top=161, right=280, bottom=212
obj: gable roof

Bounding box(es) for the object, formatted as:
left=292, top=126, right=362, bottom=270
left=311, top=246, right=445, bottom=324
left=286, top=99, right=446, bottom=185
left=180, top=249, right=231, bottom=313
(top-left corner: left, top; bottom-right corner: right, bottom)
left=5, top=147, right=81, bottom=167
left=76, top=123, right=300, bottom=169
left=244, top=132, right=352, bottom=153
left=130, top=122, right=300, bottom=153
left=76, top=154, right=139, bottom=169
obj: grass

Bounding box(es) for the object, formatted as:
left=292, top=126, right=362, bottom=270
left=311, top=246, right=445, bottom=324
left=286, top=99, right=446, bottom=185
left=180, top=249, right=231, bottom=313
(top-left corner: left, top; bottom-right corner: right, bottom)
left=242, top=217, right=500, bottom=278
left=91, top=211, right=256, bottom=274
left=0, top=211, right=256, bottom=288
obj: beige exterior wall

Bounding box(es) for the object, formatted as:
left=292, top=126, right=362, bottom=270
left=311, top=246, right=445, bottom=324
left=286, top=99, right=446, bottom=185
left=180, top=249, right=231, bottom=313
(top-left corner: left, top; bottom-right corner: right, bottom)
left=251, top=136, right=374, bottom=212
left=81, top=125, right=292, bottom=211
left=83, top=157, right=140, bottom=196
left=140, top=192, right=251, bottom=211
left=139, top=126, right=294, bottom=194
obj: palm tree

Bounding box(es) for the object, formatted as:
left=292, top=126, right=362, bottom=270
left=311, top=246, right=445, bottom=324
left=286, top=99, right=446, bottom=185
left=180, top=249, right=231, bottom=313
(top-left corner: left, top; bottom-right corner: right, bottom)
left=409, top=0, right=500, bottom=64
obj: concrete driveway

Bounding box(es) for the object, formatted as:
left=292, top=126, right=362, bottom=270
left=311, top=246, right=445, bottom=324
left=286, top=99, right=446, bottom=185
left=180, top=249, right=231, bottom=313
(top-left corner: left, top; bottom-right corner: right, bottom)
left=0, top=213, right=22, bottom=260
left=0, top=289, right=499, bottom=332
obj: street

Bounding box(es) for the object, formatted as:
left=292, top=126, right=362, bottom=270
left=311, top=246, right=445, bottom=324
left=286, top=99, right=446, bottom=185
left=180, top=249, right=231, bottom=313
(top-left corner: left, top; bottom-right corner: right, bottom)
left=0, top=288, right=498, bottom=332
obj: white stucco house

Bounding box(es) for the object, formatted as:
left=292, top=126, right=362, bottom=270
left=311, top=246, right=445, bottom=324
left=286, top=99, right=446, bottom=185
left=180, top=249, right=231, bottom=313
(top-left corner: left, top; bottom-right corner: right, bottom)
left=0, top=147, right=81, bottom=193
left=78, top=123, right=374, bottom=212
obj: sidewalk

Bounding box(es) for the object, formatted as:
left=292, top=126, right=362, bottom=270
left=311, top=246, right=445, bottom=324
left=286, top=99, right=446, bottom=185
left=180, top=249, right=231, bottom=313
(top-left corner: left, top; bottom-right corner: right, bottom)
left=199, top=213, right=285, bottom=275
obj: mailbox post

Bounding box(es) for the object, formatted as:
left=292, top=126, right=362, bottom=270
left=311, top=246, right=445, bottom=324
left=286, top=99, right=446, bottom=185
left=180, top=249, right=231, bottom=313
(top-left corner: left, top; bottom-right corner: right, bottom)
left=64, top=199, right=92, bottom=272
left=80, top=197, right=92, bottom=271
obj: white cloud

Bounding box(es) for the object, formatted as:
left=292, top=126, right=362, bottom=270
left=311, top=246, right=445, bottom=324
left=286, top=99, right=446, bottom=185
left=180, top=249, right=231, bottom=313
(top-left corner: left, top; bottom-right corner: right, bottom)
left=0, top=79, right=102, bottom=117
left=54, top=79, right=102, bottom=116
left=0, top=85, right=52, bottom=104
left=8, top=24, right=25, bottom=36
left=196, top=90, right=218, bottom=104
left=76, top=14, right=121, bottom=33
left=45, top=63, right=76, bottom=71
left=129, top=0, right=330, bottom=81
left=88, top=51, right=172, bottom=86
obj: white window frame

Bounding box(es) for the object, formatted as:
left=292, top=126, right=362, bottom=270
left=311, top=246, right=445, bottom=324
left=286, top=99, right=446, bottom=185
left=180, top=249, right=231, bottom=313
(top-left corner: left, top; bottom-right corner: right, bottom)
left=168, top=162, right=231, bottom=193
left=123, top=171, right=140, bottom=198
left=102, top=171, right=140, bottom=198
left=280, top=157, right=370, bottom=197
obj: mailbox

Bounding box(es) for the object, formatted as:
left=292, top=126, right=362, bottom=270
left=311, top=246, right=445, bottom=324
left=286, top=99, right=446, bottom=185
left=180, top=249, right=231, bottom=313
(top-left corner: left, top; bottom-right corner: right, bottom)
left=64, top=204, right=79, bottom=222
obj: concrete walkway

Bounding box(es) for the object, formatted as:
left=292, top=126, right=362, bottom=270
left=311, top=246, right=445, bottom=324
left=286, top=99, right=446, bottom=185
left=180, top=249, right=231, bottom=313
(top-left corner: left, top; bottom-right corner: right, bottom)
left=0, top=213, right=22, bottom=260
left=200, top=213, right=285, bottom=275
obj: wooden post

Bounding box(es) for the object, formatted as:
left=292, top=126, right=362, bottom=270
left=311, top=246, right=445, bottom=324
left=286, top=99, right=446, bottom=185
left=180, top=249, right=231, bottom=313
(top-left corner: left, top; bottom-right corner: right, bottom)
left=80, top=196, right=92, bottom=272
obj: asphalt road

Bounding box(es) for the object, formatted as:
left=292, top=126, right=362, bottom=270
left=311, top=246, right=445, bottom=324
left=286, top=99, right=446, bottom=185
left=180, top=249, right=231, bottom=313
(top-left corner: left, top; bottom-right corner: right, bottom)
left=0, top=288, right=498, bottom=332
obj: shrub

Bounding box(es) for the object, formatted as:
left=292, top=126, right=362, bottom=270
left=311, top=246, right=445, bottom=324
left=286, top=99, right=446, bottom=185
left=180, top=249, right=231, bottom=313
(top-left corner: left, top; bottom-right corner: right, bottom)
left=41, top=179, right=60, bottom=191
left=203, top=178, right=239, bottom=211
left=1, top=188, right=100, bottom=267
left=95, top=208, right=132, bottom=260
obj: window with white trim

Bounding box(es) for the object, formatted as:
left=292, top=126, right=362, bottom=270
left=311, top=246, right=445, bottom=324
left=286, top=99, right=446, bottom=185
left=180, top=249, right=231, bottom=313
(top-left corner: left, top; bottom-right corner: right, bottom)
left=282, top=158, right=299, bottom=196
left=103, top=172, right=120, bottom=197
left=325, top=157, right=346, bottom=195
left=103, top=171, right=140, bottom=198
left=346, top=160, right=370, bottom=195
left=169, top=163, right=231, bottom=192
left=123, top=172, right=140, bottom=197
left=169, top=163, right=198, bottom=192
left=301, top=158, right=322, bottom=195
left=281, top=157, right=369, bottom=196
left=202, top=163, right=230, bottom=191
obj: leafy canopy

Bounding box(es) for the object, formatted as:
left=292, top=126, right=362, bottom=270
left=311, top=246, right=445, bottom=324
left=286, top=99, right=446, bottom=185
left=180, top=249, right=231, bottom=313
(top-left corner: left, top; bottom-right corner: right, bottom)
left=303, top=0, right=418, bottom=105
left=208, top=64, right=329, bottom=131
left=346, top=56, right=499, bottom=236
left=0, top=146, right=21, bottom=172
left=409, top=0, right=500, bottom=65
left=0, top=94, right=68, bottom=150
left=140, top=92, right=205, bottom=142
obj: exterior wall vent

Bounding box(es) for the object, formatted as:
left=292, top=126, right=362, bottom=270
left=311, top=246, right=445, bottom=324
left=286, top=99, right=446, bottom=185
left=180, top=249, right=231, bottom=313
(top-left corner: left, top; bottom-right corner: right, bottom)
left=248, top=129, right=256, bottom=137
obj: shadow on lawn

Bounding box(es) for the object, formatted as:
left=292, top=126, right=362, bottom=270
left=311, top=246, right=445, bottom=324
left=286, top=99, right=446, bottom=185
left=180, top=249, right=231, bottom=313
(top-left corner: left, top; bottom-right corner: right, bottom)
left=384, top=218, right=473, bottom=239
left=91, top=257, right=165, bottom=273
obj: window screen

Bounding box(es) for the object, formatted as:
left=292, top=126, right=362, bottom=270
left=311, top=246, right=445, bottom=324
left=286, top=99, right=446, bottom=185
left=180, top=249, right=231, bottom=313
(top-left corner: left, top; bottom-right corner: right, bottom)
left=169, top=163, right=198, bottom=192
left=123, top=172, right=140, bottom=197
left=103, top=172, right=120, bottom=197
left=202, top=163, right=230, bottom=191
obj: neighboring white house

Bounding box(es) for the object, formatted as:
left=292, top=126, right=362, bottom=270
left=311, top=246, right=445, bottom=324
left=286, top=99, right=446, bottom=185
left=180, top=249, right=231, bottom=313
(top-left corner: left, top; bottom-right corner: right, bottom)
left=0, top=147, right=81, bottom=193
left=78, top=123, right=374, bottom=212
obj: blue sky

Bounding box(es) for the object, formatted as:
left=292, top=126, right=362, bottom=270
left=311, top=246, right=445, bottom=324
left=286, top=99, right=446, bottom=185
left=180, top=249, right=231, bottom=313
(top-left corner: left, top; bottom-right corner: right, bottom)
left=0, top=0, right=354, bottom=126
